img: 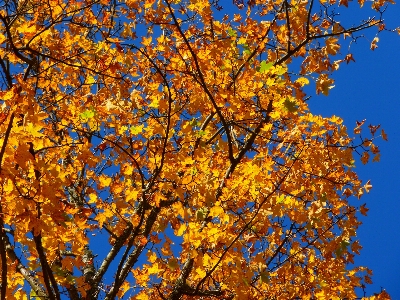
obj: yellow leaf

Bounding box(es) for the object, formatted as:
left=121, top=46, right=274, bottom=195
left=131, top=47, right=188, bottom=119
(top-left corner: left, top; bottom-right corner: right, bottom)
left=24, top=122, right=43, bottom=138
left=176, top=223, right=186, bottom=236
left=117, top=281, right=131, bottom=298
left=19, top=22, right=37, bottom=34
left=209, top=205, right=224, bottom=217
left=86, top=75, right=96, bottom=84
left=126, top=188, right=139, bottom=203
left=171, top=202, right=185, bottom=219
left=196, top=267, right=207, bottom=278
left=0, top=32, right=5, bottom=44
left=1, top=89, right=14, bottom=100
left=136, top=292, right=149, bottom=300
left=148, top=96, right=160, bottom=108
left=130, top=124, right=144, bottom=135
left=181, top=175, right=192, bottom=185
left=98, top=176, right=112, bottom=189
left=88, top=193, right=97, bottom=204
left=14, top=289, right=28, bottom=300
left=142, top=36, right=152, bottom=46
left=237, top=37, right=247, bottom=45
left=154, top=193, right=165, bottom=206
left=295, top=77, right=309, bottom=86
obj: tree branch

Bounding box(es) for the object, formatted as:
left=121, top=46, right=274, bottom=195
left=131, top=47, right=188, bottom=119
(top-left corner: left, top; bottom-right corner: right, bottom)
left=2, top=231, right=48, bottom=299
left=165, top=0, right=235, bottom=163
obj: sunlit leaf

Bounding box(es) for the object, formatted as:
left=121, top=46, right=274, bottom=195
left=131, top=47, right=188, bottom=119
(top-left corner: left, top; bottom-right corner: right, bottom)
left=257, top=60, right=273, bottom=73
left=80, top=109, right=95, bottom=119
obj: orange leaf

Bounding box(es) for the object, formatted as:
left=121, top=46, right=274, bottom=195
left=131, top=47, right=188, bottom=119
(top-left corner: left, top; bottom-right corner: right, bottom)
left=381, top=129, right=388, bottom=141
left=361, top=152, right=369, bottom=164
left=360, top=203, right=369, bottom=216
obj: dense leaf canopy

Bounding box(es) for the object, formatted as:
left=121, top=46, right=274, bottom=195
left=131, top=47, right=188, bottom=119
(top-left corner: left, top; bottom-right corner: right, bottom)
left=0, top=0, right=392, bottom=299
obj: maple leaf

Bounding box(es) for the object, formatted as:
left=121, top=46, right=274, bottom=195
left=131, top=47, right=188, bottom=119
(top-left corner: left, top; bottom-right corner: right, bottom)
left=365, top=275, right=373, bottom=284
left=372, top=153, right=381, bottom=162
left=369, top=124, right=380, bottom=135
left=142, top=36, right=152, bottom=46
left=360, top=203, right=369, bottom=216
left=325, top=37, right=340, bottom=55
left=361, top=152, right=370, bottom=164
left=295, top=77, right=309, bottom=87
left=283, top=98, right=298, bottom=112
left=80, top=109, right=95, bottom=119
left=257, top=60, right=273, bottom=73
left=316, top=74, right=335, bottom=96
left=130, top=124, right=144, bottom=135
left=344, top=53, right=356, bottom=64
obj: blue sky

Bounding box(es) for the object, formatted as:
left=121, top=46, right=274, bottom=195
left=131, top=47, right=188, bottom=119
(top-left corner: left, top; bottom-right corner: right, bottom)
left=306, top=4, right=400, bottom=297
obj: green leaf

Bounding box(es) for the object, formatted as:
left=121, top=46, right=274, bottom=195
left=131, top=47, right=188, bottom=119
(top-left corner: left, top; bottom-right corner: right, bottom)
left=190, top=118, right=200, bottom=127
left=197, top=130, right=206, bottom=137
left=66, top=275, right=76, bottom=284
left=168, top=258, right=179, bottom=270
left=260, top=272, right=270, bottom=283
left=228, top=28, right=237, bottom=37
left=80, top=109, right=95, bottom=119
left=243, top=278, right=249, bottom=286
left=52, top=265, right=68, bottom=276
left=335, top=240, right=350, bottom=257
left=257, top=60, right=273, bottom=73
left=243, top=44, right=251, bottom=55
left=284, top=98, right=297, bottom=113
left=196, top=209, right=204, bottom=221
left=191, top=167, right=198, bottom=175
left=130, top=124, right=144, bottom=135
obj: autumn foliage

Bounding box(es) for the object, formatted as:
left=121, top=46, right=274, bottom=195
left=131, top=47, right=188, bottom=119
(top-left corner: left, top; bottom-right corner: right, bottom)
left=0, top=0, right=393, bottom=299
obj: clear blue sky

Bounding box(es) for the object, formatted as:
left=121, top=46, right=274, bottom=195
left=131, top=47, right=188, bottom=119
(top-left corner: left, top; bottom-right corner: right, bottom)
left=306, top=4, right=400, bottom=297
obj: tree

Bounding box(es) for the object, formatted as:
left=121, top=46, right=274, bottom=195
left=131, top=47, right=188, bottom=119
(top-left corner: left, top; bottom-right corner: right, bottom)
left=0, top=0, right=394, bottom=299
